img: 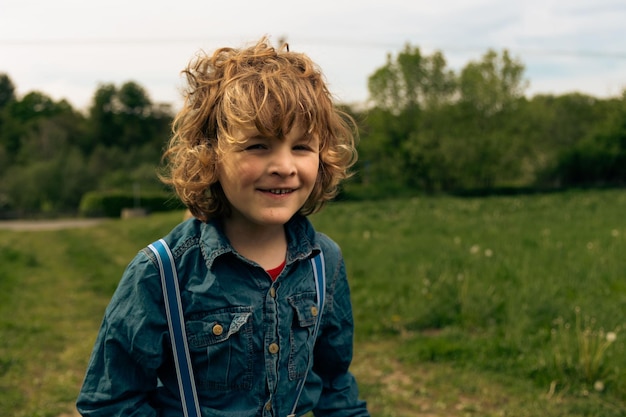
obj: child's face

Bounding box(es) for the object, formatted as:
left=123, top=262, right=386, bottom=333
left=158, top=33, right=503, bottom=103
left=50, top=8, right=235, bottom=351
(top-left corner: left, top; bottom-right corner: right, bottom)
left=217, top=123, right=320, bottom=231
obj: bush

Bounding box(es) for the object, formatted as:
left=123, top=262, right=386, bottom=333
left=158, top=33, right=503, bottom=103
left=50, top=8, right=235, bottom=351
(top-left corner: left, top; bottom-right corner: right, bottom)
left=78, top=190, right=184, bottom=218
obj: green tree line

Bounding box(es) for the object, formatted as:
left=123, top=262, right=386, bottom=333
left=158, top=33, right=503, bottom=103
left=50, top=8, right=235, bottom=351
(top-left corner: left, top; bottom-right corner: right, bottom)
left=0, top=75, right=173, bottom=216
left=349, top=44, right=626, bottom=198
left=1, top=44, right=625, bottom=216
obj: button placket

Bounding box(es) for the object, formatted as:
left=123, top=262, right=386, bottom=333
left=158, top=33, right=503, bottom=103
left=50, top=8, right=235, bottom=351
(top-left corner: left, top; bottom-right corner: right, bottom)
left=263, top=282, right=280, bottom=394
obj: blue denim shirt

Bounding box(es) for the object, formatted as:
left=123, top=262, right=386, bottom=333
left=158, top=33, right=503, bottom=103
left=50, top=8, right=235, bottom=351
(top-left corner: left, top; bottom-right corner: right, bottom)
left=77, top=215, right=369, bottom=417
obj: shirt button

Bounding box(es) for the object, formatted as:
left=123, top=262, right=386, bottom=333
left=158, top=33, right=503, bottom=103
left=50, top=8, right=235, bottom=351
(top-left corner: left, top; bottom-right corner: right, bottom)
left=311, top=306, right=318, bottom=317
left=212, top=324, right=224, bottom=336
left=268, top=343, right=279, bottom=354
left=265, top=401, right=272, bottom=411
left=269, top=287, right=276, bottom=298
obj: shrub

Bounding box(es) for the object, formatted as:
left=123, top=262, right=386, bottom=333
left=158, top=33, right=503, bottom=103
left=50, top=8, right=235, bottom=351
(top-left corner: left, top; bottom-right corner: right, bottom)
left=78, top=190, right=184, bottom=217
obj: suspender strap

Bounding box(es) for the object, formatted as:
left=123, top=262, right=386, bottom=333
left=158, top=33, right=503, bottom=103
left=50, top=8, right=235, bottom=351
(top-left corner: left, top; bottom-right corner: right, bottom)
left=288, top=252, right=326, bottom=417
left=148, top=239, right=201, bottom=417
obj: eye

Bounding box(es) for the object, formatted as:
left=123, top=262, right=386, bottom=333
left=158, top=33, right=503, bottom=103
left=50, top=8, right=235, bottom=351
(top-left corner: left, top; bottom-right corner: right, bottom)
left=245, top=143, right=268, bottom=151
left=293, top=143, right=313, bottom=151
left=293, top=138, right=319, bottom=152
left=241, top=137, right=270, bottom=151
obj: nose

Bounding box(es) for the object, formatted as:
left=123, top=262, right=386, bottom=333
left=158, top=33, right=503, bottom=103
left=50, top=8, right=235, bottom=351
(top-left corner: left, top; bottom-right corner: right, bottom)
left=270, top=146, right=296, bottom=177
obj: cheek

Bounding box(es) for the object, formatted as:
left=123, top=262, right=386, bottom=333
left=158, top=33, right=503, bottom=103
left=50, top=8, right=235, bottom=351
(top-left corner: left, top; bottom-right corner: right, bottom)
left=225, top=164, right=265, bottom=194
left=305, top=157, right=321, bottom=183
left=234, top=162, right=260, bottom=183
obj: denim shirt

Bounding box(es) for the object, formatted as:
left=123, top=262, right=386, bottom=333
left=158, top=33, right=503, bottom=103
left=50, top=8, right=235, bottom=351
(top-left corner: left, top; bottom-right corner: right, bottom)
left=77, top=215, right=369, bottom=417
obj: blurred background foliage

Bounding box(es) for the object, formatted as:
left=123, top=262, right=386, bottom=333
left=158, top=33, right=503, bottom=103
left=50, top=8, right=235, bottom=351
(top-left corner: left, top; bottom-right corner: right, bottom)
left=1, top=44, right=625, bottom=218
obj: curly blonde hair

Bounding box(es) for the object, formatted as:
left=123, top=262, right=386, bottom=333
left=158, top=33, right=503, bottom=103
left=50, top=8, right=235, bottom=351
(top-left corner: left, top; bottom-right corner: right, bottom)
left=160, top=37, right=357, bottom=222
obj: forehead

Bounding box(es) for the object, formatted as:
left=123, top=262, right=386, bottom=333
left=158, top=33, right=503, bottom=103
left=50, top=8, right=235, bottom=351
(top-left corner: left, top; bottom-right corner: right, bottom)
left=230, top=122, right=311, bottom=141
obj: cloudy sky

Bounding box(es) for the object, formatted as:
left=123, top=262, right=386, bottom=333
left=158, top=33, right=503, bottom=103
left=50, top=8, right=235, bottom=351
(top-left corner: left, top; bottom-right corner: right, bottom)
left=1, top=0, right=625, bottom=111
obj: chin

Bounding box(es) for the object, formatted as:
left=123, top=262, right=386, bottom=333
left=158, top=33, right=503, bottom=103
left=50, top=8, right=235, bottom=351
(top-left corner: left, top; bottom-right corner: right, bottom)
left=257, top=212, right=297, bottom=226
left=262, top=217, right=293, bottom=226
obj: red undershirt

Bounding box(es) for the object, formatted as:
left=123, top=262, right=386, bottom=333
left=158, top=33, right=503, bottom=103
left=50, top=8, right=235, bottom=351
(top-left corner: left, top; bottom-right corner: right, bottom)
left=266, top=259, right=286, bottom=281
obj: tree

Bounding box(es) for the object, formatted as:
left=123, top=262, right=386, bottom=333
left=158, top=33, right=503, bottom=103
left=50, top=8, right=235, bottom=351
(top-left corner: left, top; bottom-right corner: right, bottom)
left=361, top=44, right=537, bottom=193
left=87, top=83, right=121, bottom=150
left=551, top=90, right=626, bottom=186
left=364, top=45, right=458, bottom=192
left=452, top=49, right=529, bottom=188
left=0, top=91, right=79, bottom=163
left=367, top=44, right=456, bottom=114
left=116, top=81, right=159, bottom=149
left=0, top=73, right=16, bottom=110
left=459, top=49, right=527, bottom=117
left=0, top=74, right=17, bottom=174
left=514, top=93, right=610, bottom=184
left=87, top=81, right=171, bottom=152
left=0, top=77, right=174, bottom=216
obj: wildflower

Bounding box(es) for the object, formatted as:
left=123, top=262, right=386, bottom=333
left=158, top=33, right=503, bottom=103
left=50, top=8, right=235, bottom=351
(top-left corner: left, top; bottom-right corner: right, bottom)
left=484, top=249, right=493, bottom=257
left=594, top=380, right=605, bottom=392
left=362, top=230, right=371, bottom=240
left=606, top=332, right=617, bottom=343
left=470, top=245, right=480, bottom=254
left=611, top=229, right=620, bottom=237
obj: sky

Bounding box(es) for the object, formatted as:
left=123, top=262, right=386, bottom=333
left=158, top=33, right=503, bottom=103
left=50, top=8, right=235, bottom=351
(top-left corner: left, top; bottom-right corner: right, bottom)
left=1, top=0, right=626, bottom=112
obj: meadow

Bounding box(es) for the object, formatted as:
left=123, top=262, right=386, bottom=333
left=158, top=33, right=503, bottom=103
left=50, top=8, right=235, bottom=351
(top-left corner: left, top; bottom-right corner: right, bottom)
left=0, top=189, right=625, bottom=416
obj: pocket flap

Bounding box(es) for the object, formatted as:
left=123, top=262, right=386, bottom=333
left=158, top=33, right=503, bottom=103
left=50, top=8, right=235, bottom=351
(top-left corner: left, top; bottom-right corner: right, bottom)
left=288, top=292, right=318, bottom=328
left=186, top=309, right=252, bottom=348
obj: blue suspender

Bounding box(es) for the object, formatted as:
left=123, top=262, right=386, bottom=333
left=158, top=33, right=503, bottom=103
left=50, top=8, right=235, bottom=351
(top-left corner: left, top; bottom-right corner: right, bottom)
left=148, top=239, right=326, bottom=417
left=149, top=239, right=202, bottom=417
left=287, top=252, right=326, bottom=417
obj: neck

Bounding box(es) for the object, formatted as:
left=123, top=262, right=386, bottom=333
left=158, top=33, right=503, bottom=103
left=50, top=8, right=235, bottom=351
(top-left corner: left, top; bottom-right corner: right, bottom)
left=222, top=220, right=287, bottom=270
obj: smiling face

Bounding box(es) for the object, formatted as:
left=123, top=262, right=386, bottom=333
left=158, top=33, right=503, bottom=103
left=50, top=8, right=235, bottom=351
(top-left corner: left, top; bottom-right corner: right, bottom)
left=217, top=123, right=320, bottom=234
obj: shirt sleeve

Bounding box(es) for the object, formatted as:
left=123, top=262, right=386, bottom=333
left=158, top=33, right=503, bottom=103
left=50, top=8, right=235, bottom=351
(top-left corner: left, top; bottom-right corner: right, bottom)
left=312, top=251, right=370, bottom=417
left=76, top=252, right=167, bottom=417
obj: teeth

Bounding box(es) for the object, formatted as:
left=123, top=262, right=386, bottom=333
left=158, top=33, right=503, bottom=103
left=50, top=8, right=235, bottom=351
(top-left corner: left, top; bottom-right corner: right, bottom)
left=268, top=189, right=292, bottom=194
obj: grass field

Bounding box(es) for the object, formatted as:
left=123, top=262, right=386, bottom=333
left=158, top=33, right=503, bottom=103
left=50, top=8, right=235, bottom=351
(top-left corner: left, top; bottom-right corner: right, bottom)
left=1, top=189, right=625, bottom=416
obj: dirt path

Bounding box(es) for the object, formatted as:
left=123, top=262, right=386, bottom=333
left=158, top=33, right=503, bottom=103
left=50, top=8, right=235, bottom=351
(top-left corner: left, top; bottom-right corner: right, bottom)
left=0, top=218, right=104, bottom=231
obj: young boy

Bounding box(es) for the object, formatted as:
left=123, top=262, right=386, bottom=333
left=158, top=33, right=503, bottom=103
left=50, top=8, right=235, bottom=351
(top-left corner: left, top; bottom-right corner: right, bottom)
left=77, top=37, right=370, bottom=417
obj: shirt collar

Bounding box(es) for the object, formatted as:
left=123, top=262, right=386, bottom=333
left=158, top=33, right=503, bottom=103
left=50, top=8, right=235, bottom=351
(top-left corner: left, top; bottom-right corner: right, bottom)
left=199, top=215, right=320, bottom=270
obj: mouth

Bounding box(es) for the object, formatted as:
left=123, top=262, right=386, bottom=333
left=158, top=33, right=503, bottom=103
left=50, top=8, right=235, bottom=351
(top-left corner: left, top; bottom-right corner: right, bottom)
left=260, top=188, right=296, bottom=195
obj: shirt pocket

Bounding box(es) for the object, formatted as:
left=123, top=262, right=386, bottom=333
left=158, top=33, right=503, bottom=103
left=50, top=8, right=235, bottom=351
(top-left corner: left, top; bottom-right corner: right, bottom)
left=287, top=292, right=319, bottom=380
left=185, top=306, right=253, bottom=391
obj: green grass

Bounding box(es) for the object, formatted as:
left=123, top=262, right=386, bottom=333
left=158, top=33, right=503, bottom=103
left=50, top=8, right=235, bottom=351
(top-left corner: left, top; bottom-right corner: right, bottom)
left=1, top=189, right=625, bottom=416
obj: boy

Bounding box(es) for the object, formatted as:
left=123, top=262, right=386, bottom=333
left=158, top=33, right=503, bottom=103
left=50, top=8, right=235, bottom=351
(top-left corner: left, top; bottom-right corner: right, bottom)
left=77, top=37, right=370, bottom=417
